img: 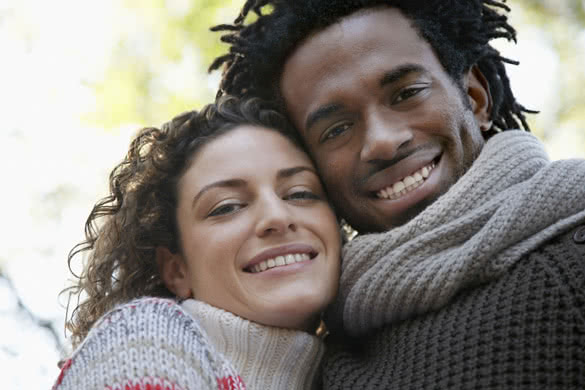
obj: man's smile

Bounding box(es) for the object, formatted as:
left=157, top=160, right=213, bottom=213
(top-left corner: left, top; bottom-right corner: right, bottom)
left=374, top=160, right=437, bottom=200
left=362, top=146, right=442, bottom=198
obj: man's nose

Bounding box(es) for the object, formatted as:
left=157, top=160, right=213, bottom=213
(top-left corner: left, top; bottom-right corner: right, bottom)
left=255, top=193, right=297, bottom=237
left=360, top=110, right=413, bottom=163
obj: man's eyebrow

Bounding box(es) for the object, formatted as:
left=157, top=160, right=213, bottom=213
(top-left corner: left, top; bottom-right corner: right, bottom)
left=192, top=179, right=246, bottom=208
left=305, top=103, right=343, bottom=132
left=380, top=64, right=427, bottom=87
left=304, top=64, right=426, bottom=132
left=277, top=166, right=318, bottom=179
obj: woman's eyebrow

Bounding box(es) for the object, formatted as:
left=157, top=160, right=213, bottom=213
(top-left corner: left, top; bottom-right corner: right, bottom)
left=277, top=166, right=318, bottom=179
left=191, top=166, right=316, bottom=207
left=192, top=178, right=246, bottom=208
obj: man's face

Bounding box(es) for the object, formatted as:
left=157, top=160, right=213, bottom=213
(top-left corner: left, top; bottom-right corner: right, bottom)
left=280, top=7, right=491, bottom=233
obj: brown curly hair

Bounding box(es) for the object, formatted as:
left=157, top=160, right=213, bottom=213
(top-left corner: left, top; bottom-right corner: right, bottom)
left=63, top=96, right=302, bottom=348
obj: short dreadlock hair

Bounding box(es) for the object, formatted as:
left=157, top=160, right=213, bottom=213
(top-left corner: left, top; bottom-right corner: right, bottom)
left=210, top=0, right=535, bottom=134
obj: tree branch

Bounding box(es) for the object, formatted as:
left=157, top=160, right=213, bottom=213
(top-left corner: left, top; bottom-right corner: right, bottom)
left=0, top=271, right=64, bottom=352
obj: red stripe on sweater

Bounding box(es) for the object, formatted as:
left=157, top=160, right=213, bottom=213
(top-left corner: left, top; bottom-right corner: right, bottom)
left=217, top=375, right=246, bottom=390
left=52, top=358, right=72, bottom=389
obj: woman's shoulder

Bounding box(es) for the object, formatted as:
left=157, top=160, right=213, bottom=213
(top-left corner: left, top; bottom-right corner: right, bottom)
left=92, top=296, right=195, bottom=331
left=53, top=297, right=245, bottom=390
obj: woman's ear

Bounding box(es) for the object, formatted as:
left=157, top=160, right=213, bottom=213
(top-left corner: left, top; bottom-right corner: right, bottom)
left=156, top=247, right=192, bottom=299
left=465, top=65, right=493, bottom=133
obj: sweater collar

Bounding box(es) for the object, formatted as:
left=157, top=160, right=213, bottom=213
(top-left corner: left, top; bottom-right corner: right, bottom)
left=181, top=299, right=324, bottom=390
left=330, top=130, right=585, bottom=336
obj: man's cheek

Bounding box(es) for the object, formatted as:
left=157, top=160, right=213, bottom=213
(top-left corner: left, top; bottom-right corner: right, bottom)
left=321, top=166, right=345, bottom=193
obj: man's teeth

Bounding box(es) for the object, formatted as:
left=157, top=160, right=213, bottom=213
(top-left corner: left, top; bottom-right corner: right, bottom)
left=376, top=162, right=436, bottom=200
left=249, top=253, right=312, bottom=273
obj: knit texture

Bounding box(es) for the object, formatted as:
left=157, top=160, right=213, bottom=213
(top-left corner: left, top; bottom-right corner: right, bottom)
left=181, top=299, right=324, bottom=390
left=330, top=130, right=585, bottom=335
left=322, top=224, right=585, bottom=389
left=53, top=297, right=245, bottom=390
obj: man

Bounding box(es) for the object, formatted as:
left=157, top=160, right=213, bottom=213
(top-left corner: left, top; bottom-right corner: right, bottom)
left=210, top=1, right=585, bottom=388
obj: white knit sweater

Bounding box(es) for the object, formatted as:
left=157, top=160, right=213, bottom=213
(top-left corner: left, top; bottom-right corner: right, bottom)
left=181, top=299, right=324, bottom=390
left=53, top=297, right=324, bottom=390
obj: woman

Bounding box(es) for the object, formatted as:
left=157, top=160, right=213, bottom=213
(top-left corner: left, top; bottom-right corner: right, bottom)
left=54, top=97, right=341, bottom=390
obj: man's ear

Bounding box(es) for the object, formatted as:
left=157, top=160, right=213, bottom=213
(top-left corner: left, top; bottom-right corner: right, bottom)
left=156, top=247, right=192, bottom=299
left=465, top=65, right=493, bottom=132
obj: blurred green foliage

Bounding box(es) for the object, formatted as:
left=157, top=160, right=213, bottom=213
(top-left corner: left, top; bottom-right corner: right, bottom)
left=513, top=0, right=585, bottom=154
left=85, top=0, right=237, bottom=127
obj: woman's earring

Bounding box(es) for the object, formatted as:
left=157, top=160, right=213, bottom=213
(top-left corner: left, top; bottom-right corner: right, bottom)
left=340, top=219, right=358, bottom=242
left=315, top=314, right=329, bottom=339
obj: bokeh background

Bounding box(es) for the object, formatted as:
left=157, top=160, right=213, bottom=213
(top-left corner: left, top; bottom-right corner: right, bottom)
left=1, top=0, right=584, bottom=387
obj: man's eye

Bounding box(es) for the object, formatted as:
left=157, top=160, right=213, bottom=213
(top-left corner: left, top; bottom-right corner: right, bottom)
left=321, top=122, right=352, bottom=143
left=284, top=191, right=320, bottom=201
left=393, top=86, right=426, bottom=104
left=207, top=203, right=243, bottom=217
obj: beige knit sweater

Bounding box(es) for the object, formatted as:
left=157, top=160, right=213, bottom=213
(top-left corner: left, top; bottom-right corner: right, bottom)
left=182, top=299, right=324, bottom=389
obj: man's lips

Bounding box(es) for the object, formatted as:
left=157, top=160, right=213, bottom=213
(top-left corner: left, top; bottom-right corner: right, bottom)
left=363, top=151, right=442, bottom=196
left=244, top=243, right=317, bottom=273
left=375, top=159, right=438, bottom=200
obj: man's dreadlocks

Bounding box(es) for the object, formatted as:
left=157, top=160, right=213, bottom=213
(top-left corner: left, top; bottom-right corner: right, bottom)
left=210, top=0, right=535, bottom=134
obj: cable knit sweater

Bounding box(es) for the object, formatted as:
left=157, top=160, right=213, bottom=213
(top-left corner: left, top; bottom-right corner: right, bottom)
left=53, top=297, right=324, bottom=390
left=322, top=131, right=585, bottom=389
left=323, top=226, right=585, bottom=389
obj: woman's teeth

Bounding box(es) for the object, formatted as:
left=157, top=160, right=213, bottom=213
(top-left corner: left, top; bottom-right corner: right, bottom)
left=376, top=162, right=436, bottom=200
left=249, top=253, right=312, bottom=273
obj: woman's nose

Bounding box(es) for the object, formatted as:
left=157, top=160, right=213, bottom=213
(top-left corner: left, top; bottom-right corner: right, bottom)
left=255, top=194, right=297, bottom=237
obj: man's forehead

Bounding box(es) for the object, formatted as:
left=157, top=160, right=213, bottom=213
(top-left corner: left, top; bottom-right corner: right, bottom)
left=280, top=7, right=443, bottom=123
left=282, top=8, right=435, bottom=77
left=299, top=7, right=415, bottom=48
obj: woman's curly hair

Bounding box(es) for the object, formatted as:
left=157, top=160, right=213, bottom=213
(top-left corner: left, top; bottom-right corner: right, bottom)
left=210, top=0, right=536, bottom=135
left=64, top=96, right=301, bottom=348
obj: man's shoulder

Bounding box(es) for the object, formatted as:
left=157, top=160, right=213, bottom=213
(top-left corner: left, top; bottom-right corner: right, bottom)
left=528, top=220, right=585, bottom=264
left=523, top=221, right=585, bottom=295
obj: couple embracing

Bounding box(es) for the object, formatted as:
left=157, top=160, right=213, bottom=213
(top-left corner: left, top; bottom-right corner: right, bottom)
left=55, top=1, right=585, bottom=389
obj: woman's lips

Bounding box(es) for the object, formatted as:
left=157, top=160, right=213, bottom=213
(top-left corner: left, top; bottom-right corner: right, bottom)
left=247, top=253, right=313, bottom=273
left=244, top=243, right=317, bottom=273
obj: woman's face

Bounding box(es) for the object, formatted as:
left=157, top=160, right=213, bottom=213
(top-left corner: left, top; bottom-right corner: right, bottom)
left=169, top=125, right=341, bottom=330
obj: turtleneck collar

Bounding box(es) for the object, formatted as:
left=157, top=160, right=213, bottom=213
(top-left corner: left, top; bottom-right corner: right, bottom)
left=181, top=299, right=325, bottom=390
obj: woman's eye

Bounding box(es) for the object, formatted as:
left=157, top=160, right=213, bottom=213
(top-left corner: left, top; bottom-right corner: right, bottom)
left=207, top=203, right=243, bottom=217
left=284, top=191, right=320, bottom=201
left=321, top=122, right=352, bottom=143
